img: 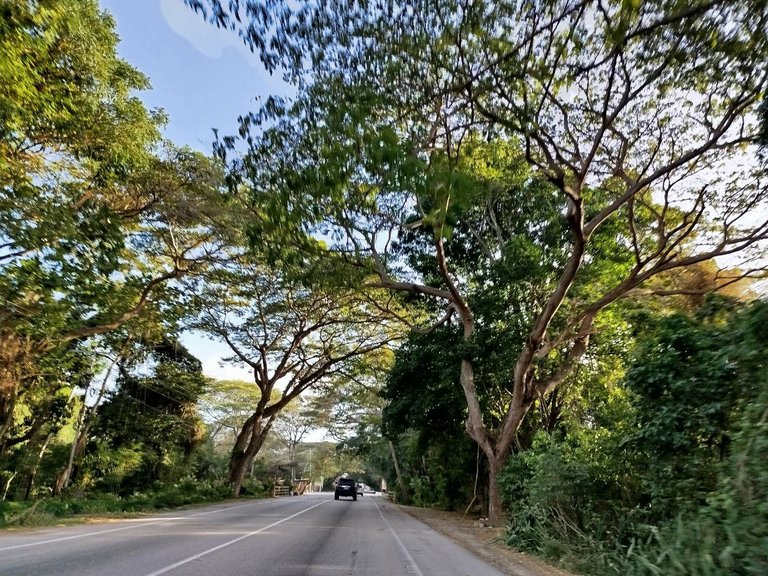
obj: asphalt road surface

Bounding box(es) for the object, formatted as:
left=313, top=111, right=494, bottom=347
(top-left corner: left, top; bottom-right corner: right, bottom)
left=0, top=493, right=507, bottom=576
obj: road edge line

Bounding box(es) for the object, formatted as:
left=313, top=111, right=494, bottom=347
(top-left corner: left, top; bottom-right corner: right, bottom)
left=372, top=499, right=426, bottom=576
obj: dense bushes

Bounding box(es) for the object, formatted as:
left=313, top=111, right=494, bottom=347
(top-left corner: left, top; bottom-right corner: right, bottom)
left=501, top=299, right=768, bottom=575
left=381, top=330, right=485, bottom=510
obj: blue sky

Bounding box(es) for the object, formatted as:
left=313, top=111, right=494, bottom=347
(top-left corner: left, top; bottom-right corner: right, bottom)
left=101, top=0, right=285, bottom=152
left=100, top=0, right=285, bottom=381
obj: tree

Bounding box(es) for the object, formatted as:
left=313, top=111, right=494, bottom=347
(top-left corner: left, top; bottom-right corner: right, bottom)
left=0, top=144, right=231, bottom=473
left=198, top=379, right=264, bottom=449
left=382, top=330, right=482, bottom=509
left=624, top=297, right=768, bottom=515
left=188, top=259, right=401, bottom=495
left=187, top=0, right=768, bottom=524
left=0, top=0, right=233, bottom=464
left=91, top=338, right=207, bottom=491
left=53, top=339, right=128, bottom=496
left=310, top=346, right=394, bottom=441
left=271, top=398, right=322, bottom=479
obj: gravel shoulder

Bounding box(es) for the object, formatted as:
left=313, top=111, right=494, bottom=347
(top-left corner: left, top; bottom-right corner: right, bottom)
left=398, top=505, right=577, bottom=576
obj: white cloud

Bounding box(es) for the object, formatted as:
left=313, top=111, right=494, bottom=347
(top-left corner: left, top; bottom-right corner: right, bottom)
left=160, top=0, right=261, bottom=66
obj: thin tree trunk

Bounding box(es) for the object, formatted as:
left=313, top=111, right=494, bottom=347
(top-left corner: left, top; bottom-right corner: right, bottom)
left=2, top=471, right=17, bottom=501
left=288, top=441, right=296, bottom=482
left=54, top=420, right=89, bottom=496
left=0, top=388, right=17, bottom=454
left=24, top=433, right=53, bottom=501
left=54, top=404, right=86, bottom=496
left=388, top=440, right=409, bottom=504
left=54, top=356, right=116, bottom=496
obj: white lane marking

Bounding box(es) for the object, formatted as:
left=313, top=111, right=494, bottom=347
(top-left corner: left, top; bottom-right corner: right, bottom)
left=0, top=520, right=167, bottom=552
left=372, top=500, right=426, bottom=576
left=0, top=501, right=263, bottom=552
left=142, top=499, right=329, bottom=576
left=186, top=501, right=263, bottom=518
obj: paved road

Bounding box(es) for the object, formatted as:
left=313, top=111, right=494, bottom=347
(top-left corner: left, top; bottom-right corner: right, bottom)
left=0, top=493, right=507, bottom=576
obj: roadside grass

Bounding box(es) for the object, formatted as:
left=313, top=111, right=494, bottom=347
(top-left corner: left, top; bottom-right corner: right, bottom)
left=0, top=479, right=270, bottom=529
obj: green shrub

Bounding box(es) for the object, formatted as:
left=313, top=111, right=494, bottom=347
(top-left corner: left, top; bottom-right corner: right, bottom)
left=501, top=391, right=768, bottom=576
left=0, top=480, right=247, bottom=528
left=498, top=301, right=768, bottom=575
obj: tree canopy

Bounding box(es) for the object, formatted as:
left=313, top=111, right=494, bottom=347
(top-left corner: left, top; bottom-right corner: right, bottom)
left=2, top=4, right=768, bottom=573
left=185, top=0, right=768, bottom=523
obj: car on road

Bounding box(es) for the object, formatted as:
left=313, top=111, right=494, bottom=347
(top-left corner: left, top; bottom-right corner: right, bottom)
left=356, top=482, right=364, bottom=496
left=334, top=477, right=357, bottom=501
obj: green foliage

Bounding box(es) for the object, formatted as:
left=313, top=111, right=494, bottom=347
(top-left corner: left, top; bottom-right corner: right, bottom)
left=0, top=1, right=232, bottom=505
left=382, top=329, right=466, bottom=437
left=190, top=0, right=768, bottom=531
left=0, top=478, right=245, bottom=528
left=0, top=0, right=255, bottom=510
left=90, top=338, right=208, bottom=493
left=380, top=430, right=479, bottom=511
left=501, top=299, right=768, bottom=575
left=0, top=0, right=163, bottom=318
left=501, top=428, right=643, bottom=564
left=381, top=330, right=480, bottom=509
left=624, top=300, right=751, bottom=517
left=198, top=379, right=263, bottom=449
left=0, top=0, right=161, bottom=183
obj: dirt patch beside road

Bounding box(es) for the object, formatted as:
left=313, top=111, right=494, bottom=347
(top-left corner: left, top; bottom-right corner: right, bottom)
left=399, top=505, right=577, bottom=576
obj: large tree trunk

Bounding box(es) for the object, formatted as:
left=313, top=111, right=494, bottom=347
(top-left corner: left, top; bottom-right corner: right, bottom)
left=228, top=413, right=274, bottom=495
left=487, top=455, right=506, bottom=526
left=460, top=354, right=531, bottom=526
left=228, top=415, right=256, bottom=494
left=457, top=348, right=513, bottom=525
left=451, top=283, right=511, bottom=525
left=228, top=450, right=251, bottom=496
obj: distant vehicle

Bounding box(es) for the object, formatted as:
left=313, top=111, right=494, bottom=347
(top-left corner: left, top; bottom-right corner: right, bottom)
left=334, top=477, right=357, bottom=501
left=356, top=483, right=364, bottom=496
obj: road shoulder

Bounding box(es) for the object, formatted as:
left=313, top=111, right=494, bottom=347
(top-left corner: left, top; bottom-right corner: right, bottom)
left=397, top=505, right=576, bottom=576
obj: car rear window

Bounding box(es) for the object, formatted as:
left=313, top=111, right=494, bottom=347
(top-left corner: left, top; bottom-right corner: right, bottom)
left=338, top=479, right=355, bottom=486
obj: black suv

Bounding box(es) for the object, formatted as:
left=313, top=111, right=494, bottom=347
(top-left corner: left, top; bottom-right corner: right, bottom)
left=334, top=477, right=357, bottom=501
